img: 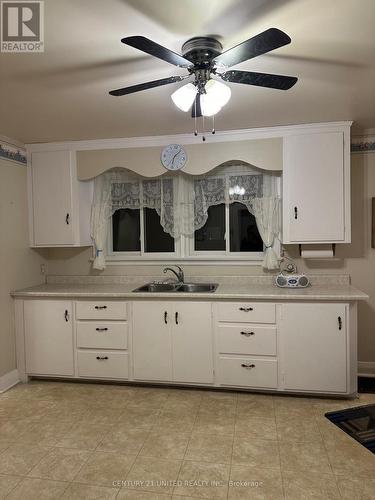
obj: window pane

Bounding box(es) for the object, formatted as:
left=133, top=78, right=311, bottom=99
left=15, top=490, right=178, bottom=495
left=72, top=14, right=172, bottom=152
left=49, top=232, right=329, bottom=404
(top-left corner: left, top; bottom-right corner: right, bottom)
left=229, top=202, right=263, bottom=252
left=112, top=209, right=140, bottom=252
left=194, top=204, right=226, bottom=251
left=144, top=208, right=174, bottom=253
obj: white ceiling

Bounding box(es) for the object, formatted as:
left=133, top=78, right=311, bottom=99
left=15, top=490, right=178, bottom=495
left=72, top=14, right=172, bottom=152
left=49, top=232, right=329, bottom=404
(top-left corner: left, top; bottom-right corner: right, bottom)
left=1, top=0, right=375, bottom=143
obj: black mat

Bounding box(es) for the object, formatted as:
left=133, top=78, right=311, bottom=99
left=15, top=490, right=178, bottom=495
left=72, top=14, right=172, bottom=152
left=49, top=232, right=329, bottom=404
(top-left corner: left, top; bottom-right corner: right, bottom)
left=325, top=404, right=375, bottom=454
left=358, top=376, right=375, bottom=393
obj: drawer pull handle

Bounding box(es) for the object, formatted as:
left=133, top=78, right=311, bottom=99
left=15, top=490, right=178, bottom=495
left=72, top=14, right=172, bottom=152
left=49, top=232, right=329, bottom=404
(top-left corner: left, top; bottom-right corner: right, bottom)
left=65, top=213, right=70, bottom=225
left=94, top=305, right=107, bottom=310
left=64, top=310, right=69, bottom=322
left=239, top=307, right=253, bottom=312
left=175, top=311, right=179, bottom=325
left=96, top=356, right=108, bottom=360
left=338, top=316, right=342, bottom=330
left=240, top=331, right=255, bottom=337
left=96, top=327, right=108, bottom=332
left=241, top=363, right=255, bottom=369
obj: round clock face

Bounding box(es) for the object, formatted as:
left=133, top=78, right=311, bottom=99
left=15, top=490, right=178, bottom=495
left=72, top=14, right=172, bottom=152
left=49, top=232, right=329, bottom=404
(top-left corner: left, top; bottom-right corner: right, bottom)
left=161, top=144, right=187, bottom=171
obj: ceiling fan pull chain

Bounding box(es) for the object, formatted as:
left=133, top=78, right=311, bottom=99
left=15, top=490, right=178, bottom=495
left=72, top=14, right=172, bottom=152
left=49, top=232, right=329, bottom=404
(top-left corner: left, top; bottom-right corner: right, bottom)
left=202, top=114, right=206, bottom=142
left=212, top=115, right=215, bottom=135
left=194, top=99, right=198, bottom=136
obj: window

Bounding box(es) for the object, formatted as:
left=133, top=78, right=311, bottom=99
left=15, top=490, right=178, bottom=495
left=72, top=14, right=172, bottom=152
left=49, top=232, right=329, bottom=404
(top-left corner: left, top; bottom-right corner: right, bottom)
left=106, top=166, right=280, bottom=263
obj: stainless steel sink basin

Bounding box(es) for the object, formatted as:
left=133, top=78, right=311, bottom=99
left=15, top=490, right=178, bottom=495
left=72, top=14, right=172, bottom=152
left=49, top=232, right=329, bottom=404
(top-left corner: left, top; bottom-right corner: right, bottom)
left=178, top=283, right=218, bottom=293
left=133, top=283, right=180, bottom=293
left=132, top=282, right=218, bottom=293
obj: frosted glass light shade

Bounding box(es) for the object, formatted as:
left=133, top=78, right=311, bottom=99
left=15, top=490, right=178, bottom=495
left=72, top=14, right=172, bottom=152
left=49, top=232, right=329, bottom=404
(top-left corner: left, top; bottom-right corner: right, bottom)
left=171, top=83, right=197, bottom=112
left=201, top=79, right=231, bottom=117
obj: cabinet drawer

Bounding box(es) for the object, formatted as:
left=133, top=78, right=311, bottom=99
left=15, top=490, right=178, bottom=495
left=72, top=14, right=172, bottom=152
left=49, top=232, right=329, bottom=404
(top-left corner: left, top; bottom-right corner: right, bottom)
left=75, top=301, right=127, bottom=320
left=217, top=356, right=278, bottom=388
left=77, top=351, right=128, bottom=379
left=217, top=325, right=277, bottom=355
left=76, top=322, right=128, bottom=350
left=217, top=303, right=276, bottom=323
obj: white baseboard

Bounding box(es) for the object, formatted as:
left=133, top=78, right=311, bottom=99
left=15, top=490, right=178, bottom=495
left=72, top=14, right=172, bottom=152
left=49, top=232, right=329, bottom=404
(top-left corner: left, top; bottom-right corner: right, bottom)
left=358, top=361, right=375, bottom=378
left=0, top=369, right=20, bottom=393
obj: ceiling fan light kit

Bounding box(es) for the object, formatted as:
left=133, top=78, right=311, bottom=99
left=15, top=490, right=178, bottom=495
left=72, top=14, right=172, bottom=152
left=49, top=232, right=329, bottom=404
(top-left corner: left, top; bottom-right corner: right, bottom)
left=109, top=29, right=298, bottom=138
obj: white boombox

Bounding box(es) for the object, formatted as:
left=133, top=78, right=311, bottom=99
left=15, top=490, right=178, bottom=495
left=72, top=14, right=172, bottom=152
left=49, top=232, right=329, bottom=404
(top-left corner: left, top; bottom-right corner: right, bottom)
left=275, top=273, right=310, bottom=288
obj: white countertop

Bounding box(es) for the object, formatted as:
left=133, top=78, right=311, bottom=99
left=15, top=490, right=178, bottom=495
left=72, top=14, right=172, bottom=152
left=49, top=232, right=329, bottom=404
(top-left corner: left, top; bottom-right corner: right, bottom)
left=11, top=282, right=369, bottom=301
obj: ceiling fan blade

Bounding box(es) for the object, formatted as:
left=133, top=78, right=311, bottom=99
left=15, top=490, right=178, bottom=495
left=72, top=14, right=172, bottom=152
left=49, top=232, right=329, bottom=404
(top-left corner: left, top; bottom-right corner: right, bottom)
left=213, top=28, right=291, bottom=67
left=219, top=70, right=297, bottom=90
left=122, top=36, right=192, bottom=68
left=109, top=75, right=189, bottom=96
left=191, top=94, right=202, bottom=117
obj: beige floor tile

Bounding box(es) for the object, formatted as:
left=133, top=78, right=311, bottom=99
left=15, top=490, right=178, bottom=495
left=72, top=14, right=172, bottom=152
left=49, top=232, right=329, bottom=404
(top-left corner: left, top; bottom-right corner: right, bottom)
left=336, top=476, right=375, bottom=500
left=84, top=407, right=124, bottom=425
left=282, top=470, right=340, bottom=499
left=125, top=456, right=182, bottom=494
left=229, top=464, right=284, bottom=499
left=18, top=421, right=73, bottom=447
left=236, top=398, right=275, bottom=419
left=140, top=431, right=190, bottom=460
left=6, top=477, right=68, bottom=500
left=0, top=440, right=12, bottom=454
left=279, top=440, right=331, bottom=473
left=55, top=423, right=107, bottom=451
left=74, top=451, right=136, bottom=487
left=0, top=474, right=22, bottom=499
left=235, top=415, right=277, bottom=440
left=117, top=488, right=171, bottom=498
left=61, top=482, right=118, bottom=499
left=161, top=399, right=201, bottom=415
left=276, top=414, right=322, bottom=442
left=194, top=413, right=235, bottom=435
left=154, top=411, right=197, bottom=433
left=98, top=427, right=149, bottom=454
left=119, top=408, right=161, bottom=430
left=325, top=438, right=375, bottom=478
left=174, top=460, right=230, bottom=499
left=185, top=432, right=234, bottom=464
left=28, top=447, right=90, bottom=481
left=232, top=436, right=280, bottom=469
left=0, top=444, right=50, bottom=475
left=0, top=418, right=36, bottom=440
left=273, top=397, right=314, bottom=418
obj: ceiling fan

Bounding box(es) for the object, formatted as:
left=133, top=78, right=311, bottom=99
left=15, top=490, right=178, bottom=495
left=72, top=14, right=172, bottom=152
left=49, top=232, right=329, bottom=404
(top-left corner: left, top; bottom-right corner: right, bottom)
left=109, top=28, right=298, bottom=118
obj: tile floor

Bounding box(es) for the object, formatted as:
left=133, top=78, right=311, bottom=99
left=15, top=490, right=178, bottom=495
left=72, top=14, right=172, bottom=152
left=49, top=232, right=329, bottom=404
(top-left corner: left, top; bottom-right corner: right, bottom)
left=0, top=381, right=375, bottom=499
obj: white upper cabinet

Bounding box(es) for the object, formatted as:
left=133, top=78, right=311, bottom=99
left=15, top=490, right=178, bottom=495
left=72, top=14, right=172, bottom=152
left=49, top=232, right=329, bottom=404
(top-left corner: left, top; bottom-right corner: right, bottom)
left=282, top=125, right=351, bottom=244
left=29, top=150, right=92, bottom=247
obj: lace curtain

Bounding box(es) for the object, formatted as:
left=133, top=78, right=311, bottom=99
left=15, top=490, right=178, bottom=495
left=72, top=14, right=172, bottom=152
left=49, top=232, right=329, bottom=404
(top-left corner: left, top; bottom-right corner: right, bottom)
left=90, top=165, right=280, bottom=270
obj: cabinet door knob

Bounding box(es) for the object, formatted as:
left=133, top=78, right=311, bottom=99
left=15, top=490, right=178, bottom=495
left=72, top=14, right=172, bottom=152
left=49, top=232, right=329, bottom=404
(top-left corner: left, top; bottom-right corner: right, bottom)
left=96, top=356, right=108, bottom=360
left=64, top=310, right=69, bottom=322
left=175, top=312, right=179, bottom=325
left=94, top=305, right=107, bottom=310
left=241, top=363, right=255, bottom=369
left=294, top=206, right=298, bottom=220
left=240, top=331, right=255, bottom=337
left=164, top=311, right=168, bottom=324
left=338, top=316, right=342, bottom=330
left=239, top=307, right=253, bottom=312
left=65, top=213, right=70, bottom=225
left=96, top=327, right=108, bottom=332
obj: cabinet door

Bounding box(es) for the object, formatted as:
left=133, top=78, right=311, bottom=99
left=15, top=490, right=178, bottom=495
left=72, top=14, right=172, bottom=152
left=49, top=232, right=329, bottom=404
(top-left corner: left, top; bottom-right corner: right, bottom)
left=283, top=132, right=344, bottom=242
left=171, top=302, right=213, bottom=384
left=31, top=151, right=75, bottom=245
left=132, top=302, right=172, bottom=381
left=281, top=303, right=347, bottom=393
left=24, top=300, right=74, bottom=376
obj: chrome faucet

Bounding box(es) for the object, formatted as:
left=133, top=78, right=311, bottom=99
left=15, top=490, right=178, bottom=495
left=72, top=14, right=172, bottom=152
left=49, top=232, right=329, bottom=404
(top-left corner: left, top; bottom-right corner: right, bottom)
left=163, top=265, right=184, bottom=284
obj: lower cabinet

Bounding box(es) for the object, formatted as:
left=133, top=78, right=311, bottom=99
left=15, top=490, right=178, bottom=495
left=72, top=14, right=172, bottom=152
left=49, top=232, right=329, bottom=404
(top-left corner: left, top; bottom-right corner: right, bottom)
left=280, top=303, right=348, bottom=393
left=77, top=351, right=129, bottom=379
left=132, top=301, right=213, bottom=384
left=24, top=299, right=74, bottom=376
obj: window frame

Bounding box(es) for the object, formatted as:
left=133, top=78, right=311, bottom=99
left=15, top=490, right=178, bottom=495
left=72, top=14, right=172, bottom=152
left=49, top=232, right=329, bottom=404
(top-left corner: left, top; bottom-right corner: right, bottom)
left=105, top=171, right=281, bottom=265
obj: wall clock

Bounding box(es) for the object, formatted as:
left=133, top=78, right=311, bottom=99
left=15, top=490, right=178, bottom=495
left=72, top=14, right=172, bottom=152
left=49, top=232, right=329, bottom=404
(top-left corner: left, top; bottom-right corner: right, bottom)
left=161, top=144, right=187, bottom=171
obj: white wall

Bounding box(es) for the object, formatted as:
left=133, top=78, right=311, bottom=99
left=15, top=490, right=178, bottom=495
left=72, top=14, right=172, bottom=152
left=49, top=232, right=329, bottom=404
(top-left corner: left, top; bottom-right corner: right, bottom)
left=0, top=158, right=47, bottom=377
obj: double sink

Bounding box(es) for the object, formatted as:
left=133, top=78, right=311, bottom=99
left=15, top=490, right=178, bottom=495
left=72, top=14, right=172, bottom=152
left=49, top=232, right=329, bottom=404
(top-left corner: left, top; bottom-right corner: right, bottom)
left=133, top=282, right=218, bottom=293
